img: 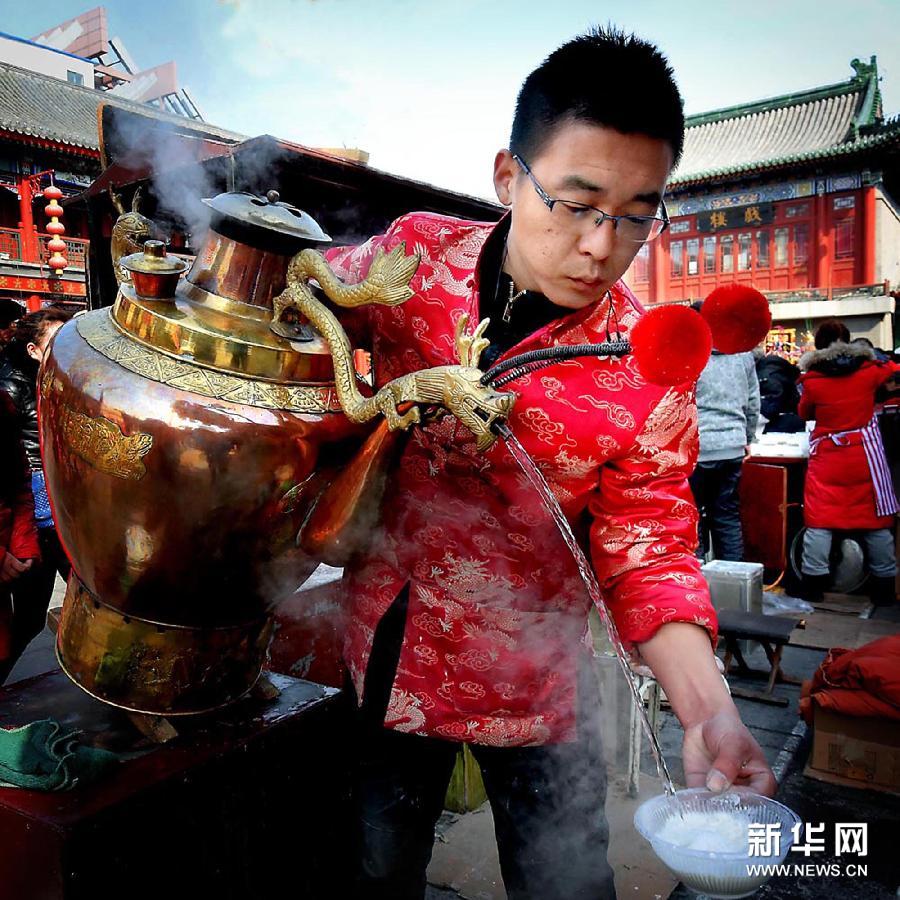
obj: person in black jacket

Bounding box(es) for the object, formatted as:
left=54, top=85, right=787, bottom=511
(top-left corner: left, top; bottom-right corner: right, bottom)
left=755, top=352, right=805, bottom=434
left=0, top=307, right=72, bottom=680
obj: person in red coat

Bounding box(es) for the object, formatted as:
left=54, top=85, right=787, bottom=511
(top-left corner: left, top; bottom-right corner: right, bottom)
left=798, top=319, right=900, bottom=605
left=0, top=389, right=40, bottom=683
left=318, top=27, right=774, bottom=899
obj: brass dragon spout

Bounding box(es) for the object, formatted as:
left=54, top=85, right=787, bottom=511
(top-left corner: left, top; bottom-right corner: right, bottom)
left=273, top=246, right=515, bottom=451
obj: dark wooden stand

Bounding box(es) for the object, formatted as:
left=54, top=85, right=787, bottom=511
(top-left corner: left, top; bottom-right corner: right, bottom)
left=717, top=609, right=803, bottom=707
left=0, top=669, right=352, bottom=900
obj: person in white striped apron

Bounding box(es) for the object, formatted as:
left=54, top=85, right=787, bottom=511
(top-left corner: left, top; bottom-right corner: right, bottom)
left=798, top=319, right=900, bottom=606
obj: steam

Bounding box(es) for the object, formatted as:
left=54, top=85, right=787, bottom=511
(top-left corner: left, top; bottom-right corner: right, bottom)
left=110, top=116, right=216, bottom=242
left=110, top=116, right=292, bottom=247
left=260, top=419, right=676, bottom=893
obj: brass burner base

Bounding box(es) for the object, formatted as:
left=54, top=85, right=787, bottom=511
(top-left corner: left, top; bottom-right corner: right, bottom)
left=57, top=574, right=274, bottom=716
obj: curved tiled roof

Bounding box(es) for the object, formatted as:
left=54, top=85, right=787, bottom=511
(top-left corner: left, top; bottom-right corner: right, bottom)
left=670, top=57, right=899, bottom=187
left=671, top=119, right=900, bottom=188
left=0, top=60, right=243, bottom=153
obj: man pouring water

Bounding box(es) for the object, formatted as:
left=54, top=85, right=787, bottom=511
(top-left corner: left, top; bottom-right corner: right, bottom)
left=314, top=25, right=776, bottom=899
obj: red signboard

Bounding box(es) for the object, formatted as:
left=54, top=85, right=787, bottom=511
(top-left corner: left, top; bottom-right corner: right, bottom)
left=696, top=202, right=775, bottom=233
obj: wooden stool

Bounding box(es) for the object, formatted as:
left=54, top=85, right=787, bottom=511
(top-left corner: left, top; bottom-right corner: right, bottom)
left=717, top=609, right=802, bottom=706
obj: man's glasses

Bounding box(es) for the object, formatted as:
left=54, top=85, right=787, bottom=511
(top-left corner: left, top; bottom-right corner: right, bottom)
left=512, top=154, right=669, bottom=243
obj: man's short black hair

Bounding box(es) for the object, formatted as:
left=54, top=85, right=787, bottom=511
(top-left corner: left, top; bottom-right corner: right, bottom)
left=510, top=25, right=685, bottom=167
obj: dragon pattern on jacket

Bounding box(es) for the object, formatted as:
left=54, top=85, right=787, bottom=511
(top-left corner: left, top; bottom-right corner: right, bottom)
left=322, top=212, right=716, bottom=747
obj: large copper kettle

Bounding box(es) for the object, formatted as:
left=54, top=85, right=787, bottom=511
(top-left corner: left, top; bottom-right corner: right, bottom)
left=41, top=186, right=514, bottom=717
left=39, top=190, right=376, bottom=716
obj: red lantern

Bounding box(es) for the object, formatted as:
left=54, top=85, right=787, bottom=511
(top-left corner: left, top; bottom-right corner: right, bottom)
left=42, top=180, right=67, bottom=273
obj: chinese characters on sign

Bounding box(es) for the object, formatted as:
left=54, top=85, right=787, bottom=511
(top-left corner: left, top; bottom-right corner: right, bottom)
left=697, top=202, right=775, bottom=233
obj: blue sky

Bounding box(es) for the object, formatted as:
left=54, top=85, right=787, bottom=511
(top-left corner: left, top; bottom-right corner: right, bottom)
left=2, top=0, right=898, bottom=199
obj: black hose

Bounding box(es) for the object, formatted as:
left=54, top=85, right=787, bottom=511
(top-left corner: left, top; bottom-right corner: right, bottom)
left=490, top=359, right=568, bottom=389
left=480, top=340, right=631, bottom=387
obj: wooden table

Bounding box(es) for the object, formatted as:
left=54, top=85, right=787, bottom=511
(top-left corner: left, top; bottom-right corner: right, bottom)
left=0, top=669, right=352, bottom=900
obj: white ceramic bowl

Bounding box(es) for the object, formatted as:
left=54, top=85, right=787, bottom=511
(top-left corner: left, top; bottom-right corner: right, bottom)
left=634, top=788, right=801, bottom=898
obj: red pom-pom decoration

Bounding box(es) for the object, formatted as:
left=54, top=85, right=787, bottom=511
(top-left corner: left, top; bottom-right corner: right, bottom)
left=42, top=185, right=62, bottom=201
left=631, top=304, right=713, bottom=386
left=700, top=284, right=772, bottom=354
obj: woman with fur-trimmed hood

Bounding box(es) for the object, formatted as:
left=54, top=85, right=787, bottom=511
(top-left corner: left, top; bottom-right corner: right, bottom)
left=798, top=319, right=900, bottom=605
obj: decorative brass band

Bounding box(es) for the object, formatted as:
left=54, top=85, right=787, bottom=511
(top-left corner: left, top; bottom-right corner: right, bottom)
left=112, top=283, right=336, bottom=383
left=57, top=574, right=274, bottom=716
left=77, top=310, right=343, bottom=414
left=60, top=406, right=153, bottom=481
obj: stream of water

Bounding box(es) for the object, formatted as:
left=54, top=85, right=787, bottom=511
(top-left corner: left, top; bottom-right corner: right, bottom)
left=499, top=425, right=678, bottom=797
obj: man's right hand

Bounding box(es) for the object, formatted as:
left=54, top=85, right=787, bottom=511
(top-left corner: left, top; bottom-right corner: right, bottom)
left=0, top=552, right=33, bottom=584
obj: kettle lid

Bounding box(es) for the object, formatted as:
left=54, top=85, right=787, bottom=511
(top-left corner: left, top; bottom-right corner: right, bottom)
left=202, top=190, right=331, bottom=251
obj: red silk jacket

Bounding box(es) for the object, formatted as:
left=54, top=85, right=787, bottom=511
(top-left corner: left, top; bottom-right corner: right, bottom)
left=799, top=347, right=900, bottom=529
left=324, top=213, right=716, bottom=746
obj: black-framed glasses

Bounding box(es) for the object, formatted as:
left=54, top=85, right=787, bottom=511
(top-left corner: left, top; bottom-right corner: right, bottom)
left=512, top=154, right=669, bottom=243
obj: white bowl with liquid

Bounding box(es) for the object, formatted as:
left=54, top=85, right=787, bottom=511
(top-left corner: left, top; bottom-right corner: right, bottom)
left=633, top=787, right=801, bottom=898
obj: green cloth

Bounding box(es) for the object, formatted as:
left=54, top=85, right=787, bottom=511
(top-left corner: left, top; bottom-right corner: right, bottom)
left=0, top=719, right=118, bottom=790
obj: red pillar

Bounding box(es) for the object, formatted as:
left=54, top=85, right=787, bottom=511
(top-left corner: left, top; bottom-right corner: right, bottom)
left=861, top=186, right=876, bottom=285
left=814, top=192, right=830, bottom=291
left=16, top=175, right=39, bottom=263
left=651, top=240, right=667, bottom=303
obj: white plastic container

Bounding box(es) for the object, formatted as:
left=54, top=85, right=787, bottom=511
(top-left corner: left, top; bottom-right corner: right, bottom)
left=702, top=560, right=764, bottom=616
left=702, top=560, right=765, bottom=656
left=634, top=788, right=801, bottom=898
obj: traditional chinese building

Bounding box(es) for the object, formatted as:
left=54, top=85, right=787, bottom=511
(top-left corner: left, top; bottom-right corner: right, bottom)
left=627, top=57, right=900, bottom=353
left=0, top=7, right=219, bottom=312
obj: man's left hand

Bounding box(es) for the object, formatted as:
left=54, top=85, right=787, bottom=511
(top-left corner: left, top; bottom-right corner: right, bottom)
left=682, top=708, right=776, bottom=797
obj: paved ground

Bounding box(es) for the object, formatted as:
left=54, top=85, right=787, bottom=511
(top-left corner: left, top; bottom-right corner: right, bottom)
left=6, top=580, right=899, bottom=899
left=424, top=639, right=825, bottom=900
left=425, top=603, right=900, bottom=899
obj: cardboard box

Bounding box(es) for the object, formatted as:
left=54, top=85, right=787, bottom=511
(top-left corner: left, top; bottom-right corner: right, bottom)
left=806, top=705, right=900, bottom=794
